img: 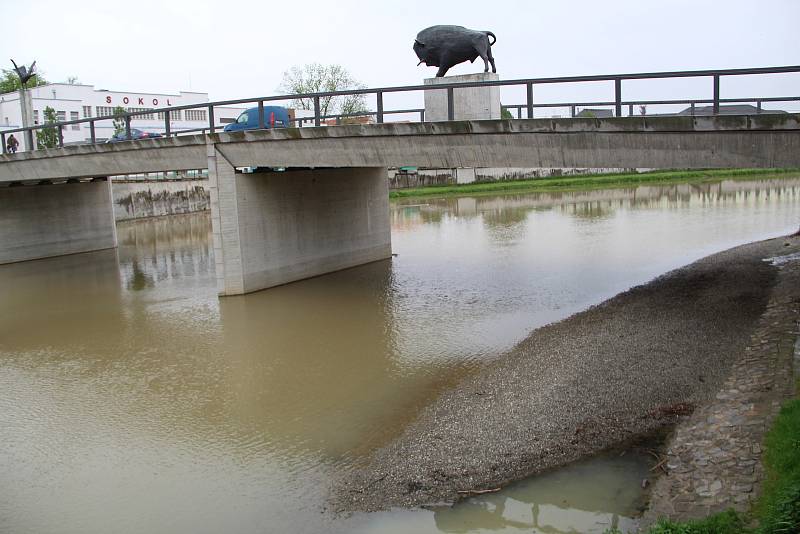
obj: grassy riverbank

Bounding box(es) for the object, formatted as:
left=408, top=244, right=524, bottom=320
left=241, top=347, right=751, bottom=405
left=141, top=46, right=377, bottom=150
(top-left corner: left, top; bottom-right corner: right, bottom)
left=389, top=168, right=800, bottom=199
left=627, top=390, right=800, bottom=534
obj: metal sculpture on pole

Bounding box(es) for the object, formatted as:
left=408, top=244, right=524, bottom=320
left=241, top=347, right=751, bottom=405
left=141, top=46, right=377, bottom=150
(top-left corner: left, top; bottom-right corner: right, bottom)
left=9, top=59, right=37, bottom=151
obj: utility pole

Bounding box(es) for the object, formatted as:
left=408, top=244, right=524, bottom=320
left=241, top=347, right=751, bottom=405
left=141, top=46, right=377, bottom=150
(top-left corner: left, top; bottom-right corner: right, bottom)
left=10, top=59, right=37, bottom=151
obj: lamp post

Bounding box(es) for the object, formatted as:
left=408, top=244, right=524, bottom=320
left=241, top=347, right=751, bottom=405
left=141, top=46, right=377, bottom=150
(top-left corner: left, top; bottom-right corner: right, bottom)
left=10, top=59, right=36, bottom=151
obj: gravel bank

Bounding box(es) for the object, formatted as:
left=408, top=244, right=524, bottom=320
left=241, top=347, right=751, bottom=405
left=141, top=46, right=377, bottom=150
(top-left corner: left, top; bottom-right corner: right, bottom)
left=332, top=235, right=800, bottom=513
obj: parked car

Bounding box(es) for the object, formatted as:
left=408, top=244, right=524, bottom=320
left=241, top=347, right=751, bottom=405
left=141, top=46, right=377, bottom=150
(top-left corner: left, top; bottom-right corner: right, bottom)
left=106, top=128, right=163, bottom=143
left=224, top=106, right=291, bottom=132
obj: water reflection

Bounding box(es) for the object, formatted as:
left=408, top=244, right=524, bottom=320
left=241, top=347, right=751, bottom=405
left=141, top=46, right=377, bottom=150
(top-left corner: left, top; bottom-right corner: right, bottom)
left=0, top=176, right=798, bottom=534
left=346, top=452, right=649, bottom=534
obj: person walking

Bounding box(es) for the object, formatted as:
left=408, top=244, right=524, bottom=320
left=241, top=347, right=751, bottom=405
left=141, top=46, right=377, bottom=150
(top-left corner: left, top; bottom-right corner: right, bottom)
left=6, top=134, right=19, bottom=154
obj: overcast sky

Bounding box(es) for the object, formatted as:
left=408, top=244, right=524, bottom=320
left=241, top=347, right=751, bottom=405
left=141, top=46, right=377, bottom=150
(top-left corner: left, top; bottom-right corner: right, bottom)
left=3, top=0, right=799, bottom=114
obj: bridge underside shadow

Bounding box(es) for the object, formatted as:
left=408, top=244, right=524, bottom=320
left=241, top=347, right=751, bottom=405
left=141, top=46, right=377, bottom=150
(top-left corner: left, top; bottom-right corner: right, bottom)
left=207, top=145, right=391, bottom=296
left=0, top=178, right=117, bottom=264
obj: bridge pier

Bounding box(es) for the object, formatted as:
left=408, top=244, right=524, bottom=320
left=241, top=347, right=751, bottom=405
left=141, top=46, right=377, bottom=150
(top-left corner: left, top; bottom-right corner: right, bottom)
left=207, top=144, right=391, bottom=296
left=0, top=178, right=117, bottom=265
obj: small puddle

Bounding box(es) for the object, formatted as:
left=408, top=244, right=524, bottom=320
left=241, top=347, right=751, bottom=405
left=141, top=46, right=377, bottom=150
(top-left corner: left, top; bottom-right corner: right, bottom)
left=345, top=450, right=653, bottom=533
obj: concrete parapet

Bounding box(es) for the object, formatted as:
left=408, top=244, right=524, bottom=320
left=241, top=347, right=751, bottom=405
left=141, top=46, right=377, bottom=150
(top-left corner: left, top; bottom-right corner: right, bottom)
left=208, top=143, right=391, bottom=296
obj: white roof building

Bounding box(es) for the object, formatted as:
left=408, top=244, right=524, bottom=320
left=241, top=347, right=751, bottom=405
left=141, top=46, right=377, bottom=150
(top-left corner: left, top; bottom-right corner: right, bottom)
left=0, top=83, right=246, bottom=145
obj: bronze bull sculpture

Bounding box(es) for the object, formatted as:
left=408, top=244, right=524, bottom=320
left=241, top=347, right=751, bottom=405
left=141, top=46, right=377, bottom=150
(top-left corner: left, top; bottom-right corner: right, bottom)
left=413, top=25, right=497, bottom=78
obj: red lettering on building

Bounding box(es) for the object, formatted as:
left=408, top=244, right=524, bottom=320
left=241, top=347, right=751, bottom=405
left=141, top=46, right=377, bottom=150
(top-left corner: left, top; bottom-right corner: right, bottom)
left=138, top=98, right=144, bottom=105
left=123, top=97, right=129, bottom=105
left=106, top=96, right=112, bottom=104
left=152, top=99, right=158, bottom=106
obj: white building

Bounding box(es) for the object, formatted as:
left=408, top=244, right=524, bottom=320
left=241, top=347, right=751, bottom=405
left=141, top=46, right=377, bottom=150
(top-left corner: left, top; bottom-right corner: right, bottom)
left=0, top=83, right=246, bottom=147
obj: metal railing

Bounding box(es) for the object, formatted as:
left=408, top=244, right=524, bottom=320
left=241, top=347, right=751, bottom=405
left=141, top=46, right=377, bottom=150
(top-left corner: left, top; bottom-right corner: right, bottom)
left=1, top=65, right=799, bottom=154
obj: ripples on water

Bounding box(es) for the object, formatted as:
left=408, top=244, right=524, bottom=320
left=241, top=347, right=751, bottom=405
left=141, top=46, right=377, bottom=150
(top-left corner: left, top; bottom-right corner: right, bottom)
left=0, top=177, right=798, bottom=533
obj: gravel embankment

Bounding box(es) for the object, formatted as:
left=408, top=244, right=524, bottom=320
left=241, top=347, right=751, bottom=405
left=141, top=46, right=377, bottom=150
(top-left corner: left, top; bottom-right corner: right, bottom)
left=332, top=235, right=800, bottom=513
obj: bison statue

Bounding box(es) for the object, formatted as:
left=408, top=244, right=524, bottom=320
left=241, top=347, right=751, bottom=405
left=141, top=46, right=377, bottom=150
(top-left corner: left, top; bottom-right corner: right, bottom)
left=413, top=25, right=497, bottom=78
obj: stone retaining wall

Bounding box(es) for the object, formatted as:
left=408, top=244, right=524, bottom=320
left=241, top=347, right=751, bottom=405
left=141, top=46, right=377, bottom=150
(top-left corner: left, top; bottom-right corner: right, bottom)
left=111, top=179, right=210, bottom=221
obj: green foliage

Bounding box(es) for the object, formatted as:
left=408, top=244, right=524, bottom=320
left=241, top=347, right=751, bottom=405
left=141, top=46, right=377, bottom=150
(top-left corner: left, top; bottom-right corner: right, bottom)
left=35, top=106, right=58, bottom=149
left=0, top=68, right=47, bottom=94
left=646, top=510, right=746, bottom=534
left=758, top=399, right=800, bottom=534
left=112, top=106, right=127, bottom=135
left=501, top=107, right=513, bottom=119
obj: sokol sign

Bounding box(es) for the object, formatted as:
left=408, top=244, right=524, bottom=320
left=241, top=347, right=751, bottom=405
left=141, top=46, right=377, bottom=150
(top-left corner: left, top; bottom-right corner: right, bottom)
left=105, top=96, right=173, bottom=106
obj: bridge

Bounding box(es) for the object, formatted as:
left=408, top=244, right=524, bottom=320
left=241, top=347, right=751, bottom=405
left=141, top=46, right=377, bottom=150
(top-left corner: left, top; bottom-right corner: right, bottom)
left=1, top=66, right=799, bottom=295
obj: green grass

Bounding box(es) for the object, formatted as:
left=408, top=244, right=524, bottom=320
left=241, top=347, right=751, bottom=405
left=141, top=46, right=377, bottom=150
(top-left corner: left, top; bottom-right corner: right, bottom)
left=643, top=510, right=747, bottom=534
left=389, top=168, right=800, bottom=200
left=757, top=398, right=800, bottom=533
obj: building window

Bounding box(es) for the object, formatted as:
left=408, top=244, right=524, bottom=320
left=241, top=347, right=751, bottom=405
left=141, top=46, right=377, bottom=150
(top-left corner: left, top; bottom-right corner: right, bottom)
left=184, top=109, right=207, bottom=122
left=33, top=110, right=39, bottom=125
left=96, top=106, right=114, bottom=117
left=82, top=106, right=92, bottom=118
left=71, top=111, right=80, bottom=130
left=56, top=111, right=66, bottom=122
left=126, top=107, right=154, bottom=120
left=157, top=109, right=181, bottom=121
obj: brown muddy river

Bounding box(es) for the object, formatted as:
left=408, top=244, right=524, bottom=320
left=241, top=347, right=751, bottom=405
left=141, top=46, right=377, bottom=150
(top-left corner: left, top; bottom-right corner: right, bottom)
left=1, top=176, right=798, bottom=533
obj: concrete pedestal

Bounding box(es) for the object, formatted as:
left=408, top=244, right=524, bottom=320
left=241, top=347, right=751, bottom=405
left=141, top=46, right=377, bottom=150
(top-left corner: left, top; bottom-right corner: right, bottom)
left=424, top=72, right=501, bottom=122
left=208, top=144, right=391, bottom=296
left=0, top=179, right=118, bottom=264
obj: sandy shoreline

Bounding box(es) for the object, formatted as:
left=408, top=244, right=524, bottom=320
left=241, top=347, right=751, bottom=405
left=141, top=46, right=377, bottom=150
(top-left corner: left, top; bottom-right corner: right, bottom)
left=331, top=234, right=800, bottom=514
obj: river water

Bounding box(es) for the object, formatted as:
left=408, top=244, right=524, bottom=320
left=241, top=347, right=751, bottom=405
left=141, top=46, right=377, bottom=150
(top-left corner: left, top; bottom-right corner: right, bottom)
left=1, top=176, right=798, bottom=533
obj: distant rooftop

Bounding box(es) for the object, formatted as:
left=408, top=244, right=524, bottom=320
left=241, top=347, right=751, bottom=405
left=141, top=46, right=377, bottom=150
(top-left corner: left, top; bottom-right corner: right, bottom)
left=676, top=104, right=788, bottom=116
left=575, top=108, right=614, bottom=118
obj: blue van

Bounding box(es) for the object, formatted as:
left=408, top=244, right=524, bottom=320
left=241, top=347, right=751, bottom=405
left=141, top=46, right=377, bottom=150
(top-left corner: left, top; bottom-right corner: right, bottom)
left=224, top=106, right=291, bottom=132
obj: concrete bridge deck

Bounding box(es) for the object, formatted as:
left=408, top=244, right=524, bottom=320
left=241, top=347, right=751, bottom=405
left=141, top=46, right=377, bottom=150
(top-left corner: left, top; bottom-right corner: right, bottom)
left=1, top=115, right=799, bottom=183
left=1, top=114, right=799, bottom=295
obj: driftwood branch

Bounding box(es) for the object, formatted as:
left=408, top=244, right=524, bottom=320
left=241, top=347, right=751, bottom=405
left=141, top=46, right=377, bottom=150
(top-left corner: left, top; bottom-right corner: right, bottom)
left=457, top=487, right=502, bottom=495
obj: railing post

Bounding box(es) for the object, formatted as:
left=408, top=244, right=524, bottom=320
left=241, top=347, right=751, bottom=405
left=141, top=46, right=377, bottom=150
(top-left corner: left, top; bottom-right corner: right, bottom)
left=526, top=83, right=534, bottom=119
left=258, top=101, right=265, bottom=129
left=712, top=75, right=720, bottom=115
left=570, top=105, right=576, bottom=118
left=376, top=91, right=384, bottom=124
left=447, top=87, right=455, bottom=120
left=420, top=110, right=425, bottom=122
left=90, top=120, right=96, bottom=144
left=57, top=124, right=64, bottom=147
left=756, top=100, right=762, bottom=114
left=1, top=132, right=5, bottom=154
left=26, top=129, right=34, bottom=151
left=628, top=104, right=633, bottom=116
left=164, top=110, right=171, bottom=137
left=314, top=96, right=321, bottom=126
left=125, top=115, right=132, bottom=140
left=208, top=105, right=215, bottom=134
left=614, top=78, right=622, bottom=117
left=690, top=102, right=696, bottom=116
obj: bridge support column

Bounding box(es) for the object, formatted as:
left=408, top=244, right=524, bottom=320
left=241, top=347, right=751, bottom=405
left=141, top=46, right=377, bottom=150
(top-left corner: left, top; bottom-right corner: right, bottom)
left=208, top=145, right=391, bottom=296
left=0, top=178, right=117, bottom=264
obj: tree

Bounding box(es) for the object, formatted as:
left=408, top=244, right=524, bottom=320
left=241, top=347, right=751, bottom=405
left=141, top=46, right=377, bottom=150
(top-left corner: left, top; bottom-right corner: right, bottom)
left=0, top=68, right=47, bottom=94
left=279, top=63, right=368, bottom=118
left=112, top=106, right=127, bottom=135
left=36, top=106, right=58, bottom=148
